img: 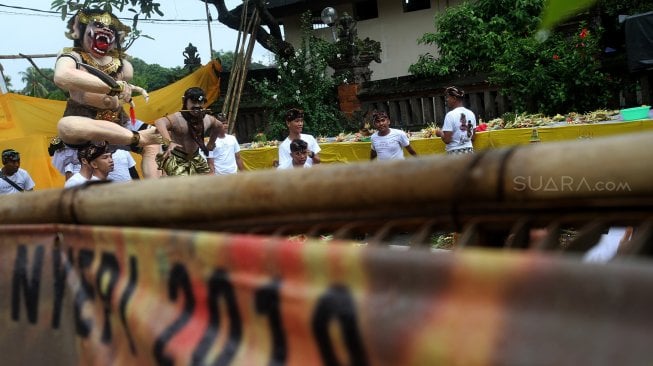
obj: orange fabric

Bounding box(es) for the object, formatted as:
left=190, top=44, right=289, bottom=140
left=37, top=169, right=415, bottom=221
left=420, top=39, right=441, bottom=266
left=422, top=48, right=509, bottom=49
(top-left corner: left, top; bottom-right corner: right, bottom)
left=0, top=223, right=651, bottom=365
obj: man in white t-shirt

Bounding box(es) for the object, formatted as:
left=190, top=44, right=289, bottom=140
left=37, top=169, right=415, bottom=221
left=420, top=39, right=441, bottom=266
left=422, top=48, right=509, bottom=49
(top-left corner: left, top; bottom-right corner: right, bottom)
left=369, top=111, right=417, bottom=161
left=0, top=149, right=35, bottom=194
left=108, top=148, right=140, bottom=181
left=65, top=142, right=114, bottom=188
left=523, top=226, right=633, bottom=264
left=58, top=147, right=138, bottom=183
left=583, top=227, right=634, bottom=263
left=436, top=86, right=477, bottom=155
left=208, top=113, right=245, bottom=175
left=278, top=139, right=312, bottom=169
left=277, top=108, right=321, bottom=168
left=49, top=141, right=79, bottom=180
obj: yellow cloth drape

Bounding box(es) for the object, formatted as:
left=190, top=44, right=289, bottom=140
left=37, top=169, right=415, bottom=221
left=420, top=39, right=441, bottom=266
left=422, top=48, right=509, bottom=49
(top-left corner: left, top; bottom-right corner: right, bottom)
left=0, top=61, right=221, bottom=190
left=241, top=120, right=653, bottom=170
left=3, top=63, right=651, bottom=189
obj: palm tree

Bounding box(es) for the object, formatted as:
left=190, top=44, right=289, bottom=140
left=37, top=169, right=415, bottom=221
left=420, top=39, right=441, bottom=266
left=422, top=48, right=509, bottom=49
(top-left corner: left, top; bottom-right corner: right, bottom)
left=0, top=63, right=11, bottom=92
left=20, top=67, right=48, bottom=98
left=1, top=74, right=11, bottom=92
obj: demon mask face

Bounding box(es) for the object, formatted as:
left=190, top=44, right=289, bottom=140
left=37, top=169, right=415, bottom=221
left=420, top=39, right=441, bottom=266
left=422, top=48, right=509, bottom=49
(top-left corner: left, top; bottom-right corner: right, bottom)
left=66, top=9, right=131, bottom=56
left=85, top=21, right=116, bottom=55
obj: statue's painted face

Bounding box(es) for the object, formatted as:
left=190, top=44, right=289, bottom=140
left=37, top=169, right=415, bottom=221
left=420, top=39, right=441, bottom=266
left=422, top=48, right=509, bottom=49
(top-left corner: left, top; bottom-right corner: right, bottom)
left=83, top=21, right=117, bottom=56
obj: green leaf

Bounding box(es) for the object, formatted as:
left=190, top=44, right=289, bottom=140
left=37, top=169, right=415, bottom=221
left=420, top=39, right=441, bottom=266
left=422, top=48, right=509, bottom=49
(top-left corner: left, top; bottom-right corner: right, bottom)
left=539, top=0, right=597, bottom=31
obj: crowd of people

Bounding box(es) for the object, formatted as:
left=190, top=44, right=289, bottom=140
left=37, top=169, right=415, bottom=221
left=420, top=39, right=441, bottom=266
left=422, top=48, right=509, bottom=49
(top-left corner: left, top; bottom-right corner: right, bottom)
left=0, top=7, right=634, bottom=262
left=0, top=149, right=35, bottom=194
left=4, top=86, right=465, bottom=188
left=1, top=7, right=475, bottom=188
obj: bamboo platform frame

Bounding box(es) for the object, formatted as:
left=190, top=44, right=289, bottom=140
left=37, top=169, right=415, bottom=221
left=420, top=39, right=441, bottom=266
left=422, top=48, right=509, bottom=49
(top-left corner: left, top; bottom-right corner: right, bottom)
left=1, top=131, right=652, bottom=254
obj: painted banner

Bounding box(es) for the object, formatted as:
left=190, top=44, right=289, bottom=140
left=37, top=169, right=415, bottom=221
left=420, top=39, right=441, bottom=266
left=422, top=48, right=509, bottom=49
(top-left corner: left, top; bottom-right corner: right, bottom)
left=1, top=224, right=652, bottom=365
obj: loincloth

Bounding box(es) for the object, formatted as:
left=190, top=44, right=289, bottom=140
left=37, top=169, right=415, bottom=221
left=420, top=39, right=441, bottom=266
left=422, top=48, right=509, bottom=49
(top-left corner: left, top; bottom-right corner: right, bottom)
left=156, top=148, right=210, bottom=176
left=63, top=99, right=129, bottom=127
left=61, top=99, right=142, bottom=151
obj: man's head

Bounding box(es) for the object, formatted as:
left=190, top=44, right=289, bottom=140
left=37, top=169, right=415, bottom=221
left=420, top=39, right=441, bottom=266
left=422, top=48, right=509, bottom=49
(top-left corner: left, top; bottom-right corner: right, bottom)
left=215, top=112, right=228, bottom=133
left=445, top=86, right=465, bottom=108
left=182, top=87, right=207, bottom=118
left=285, top=108, right=304, bottom=134
left=66, top=8, right=130, bottom=57
left=182, top=87, right=206, bottom=108
left=372, top=111, right=390, bottom=133
left=289, top=139, right=309, bottom=167
left=1, top=149, right=21, bottom=175
left=79, top=142, right=114, bottom=178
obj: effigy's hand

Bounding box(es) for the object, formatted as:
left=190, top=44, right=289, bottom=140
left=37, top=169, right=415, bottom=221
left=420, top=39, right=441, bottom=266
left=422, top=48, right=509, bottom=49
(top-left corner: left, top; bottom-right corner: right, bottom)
left=112, top=81, right=149, bottom=104
left=109, top=80, right=132, bottom=104
left=122, top=82, right=135, bottom=104
left=130, top=85, right=150, bottom=103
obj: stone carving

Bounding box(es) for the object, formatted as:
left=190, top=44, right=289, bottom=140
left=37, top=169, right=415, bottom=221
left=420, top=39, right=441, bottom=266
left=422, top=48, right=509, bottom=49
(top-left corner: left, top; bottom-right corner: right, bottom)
left=327, top=13, right=381, bottom=83
left=183, top=43, right=202, bottom=71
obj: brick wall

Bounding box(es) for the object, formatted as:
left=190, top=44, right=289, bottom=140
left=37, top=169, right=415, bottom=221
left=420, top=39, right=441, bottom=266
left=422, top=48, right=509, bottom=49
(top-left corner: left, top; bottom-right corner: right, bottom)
left=338, top=83, right=361, bottom=117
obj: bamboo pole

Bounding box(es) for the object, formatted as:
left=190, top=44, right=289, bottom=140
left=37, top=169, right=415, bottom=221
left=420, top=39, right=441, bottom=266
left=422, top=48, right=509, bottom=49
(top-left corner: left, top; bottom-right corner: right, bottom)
left=225, top=8, right=257, bottom=133
left=1, top=132, right=652, bottom=231
left=228, top=10, right=259, bottom=135
left=225, top=28, right=247, bottom=128
left=0, top=54, right=57, bottom=59
left=205, top=0, right=215, bottom=61
left=222, top=0, right=248, bottom=123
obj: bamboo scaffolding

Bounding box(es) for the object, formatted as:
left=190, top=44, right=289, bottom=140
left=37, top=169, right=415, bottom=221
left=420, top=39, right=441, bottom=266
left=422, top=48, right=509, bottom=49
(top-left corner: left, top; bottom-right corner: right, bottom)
left=0, top=53, right=58, bottom=83
left=221, top=1, right=247, bottom=120
left=204, top=0, right=214, bottom=60
left=0, top=54, right=57, bottom=59
left=228, top=10, right=259, bottom=135
left=223, top=1, right=259, bottom=134
left=1, top=132, right=652, bottom=237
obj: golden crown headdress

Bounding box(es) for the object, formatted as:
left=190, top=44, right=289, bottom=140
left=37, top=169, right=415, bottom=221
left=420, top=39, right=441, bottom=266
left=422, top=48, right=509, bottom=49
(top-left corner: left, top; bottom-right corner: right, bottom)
left=78, top=9, right=131, bottom=34
left=66, top=8, right=131, bottom=40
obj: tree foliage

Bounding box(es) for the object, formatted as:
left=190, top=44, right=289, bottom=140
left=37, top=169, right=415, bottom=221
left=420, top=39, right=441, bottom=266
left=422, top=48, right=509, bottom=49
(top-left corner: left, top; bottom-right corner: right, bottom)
left=597, top=0, right=653, bottom=16
left=409, top=0, right=543, bottom=77
left=2, top=74, right=12, bottom=91
left=491, top=24, right=617, bottom=115
left=540, top=0, right=652, bottom=32
left=20, top=67, right=66, bottom=100
left=409, top=0, right=648, bottom=114
left=50, top=0, right=163, bottom=52
left=20, top=68, right=48, bottom=98
left=128, top=57, right=187, bottom=92
left=250, top=12, right=345, bottom=141
left=211, top=50, right=268, bottom=71
left=8, top=49, right=270, bottom=99
left=10, top=59, right=189, bottom=99
left=50, top=0, right=295, bottom=58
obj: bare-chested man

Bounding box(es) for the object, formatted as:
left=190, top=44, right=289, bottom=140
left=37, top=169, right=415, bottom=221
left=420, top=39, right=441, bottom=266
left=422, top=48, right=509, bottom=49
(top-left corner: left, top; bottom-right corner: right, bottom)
left=53, top=8, right=160, bottom=178
left=154, top=87, right=221, bottom=176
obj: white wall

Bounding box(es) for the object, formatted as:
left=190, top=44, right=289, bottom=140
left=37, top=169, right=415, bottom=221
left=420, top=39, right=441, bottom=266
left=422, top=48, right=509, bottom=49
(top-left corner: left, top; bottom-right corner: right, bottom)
left=278, top=0, right=462, bottom=81
left=361, top=1, right=436, bottom=80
